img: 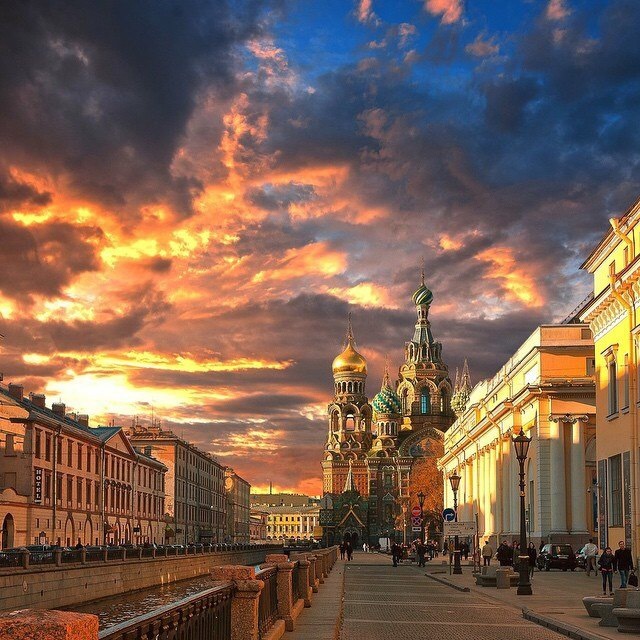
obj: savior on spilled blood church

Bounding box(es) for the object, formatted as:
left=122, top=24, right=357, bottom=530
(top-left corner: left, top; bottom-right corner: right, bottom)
left=320, top=275, right=469, bottom=547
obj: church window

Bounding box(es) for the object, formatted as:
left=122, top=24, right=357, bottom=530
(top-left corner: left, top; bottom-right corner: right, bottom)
left=422, top=344, right=427, bottom=359
left=331, top=411, right=339, bottom=431
left=441, top=390, right=450, bottom=413
left=607, top=355, right=618, bottom=415
left=348, top=382, right=352, bottom=393
left=420, top=388, right=430, bottom=414
left=401, top=389, right=409, bottom=414
left=345, top=413, right=356, bottom=431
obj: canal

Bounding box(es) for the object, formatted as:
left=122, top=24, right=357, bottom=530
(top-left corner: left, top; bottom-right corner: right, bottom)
left=68, top=566, right=259, bottom=630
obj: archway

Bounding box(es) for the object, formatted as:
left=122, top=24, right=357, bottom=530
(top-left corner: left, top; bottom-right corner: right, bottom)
left=84, top=518, right=93, bottom=545
left=64, top=517, right=74, bottom=547
left=1, top=514, right=14, bottom=549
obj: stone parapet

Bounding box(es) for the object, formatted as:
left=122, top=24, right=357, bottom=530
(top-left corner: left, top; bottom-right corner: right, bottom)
left=0, top=609, right=98, bottom=640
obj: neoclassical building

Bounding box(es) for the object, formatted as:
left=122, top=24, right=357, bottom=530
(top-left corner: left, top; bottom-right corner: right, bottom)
left=321, top=276, right=456, bottom=545
left=439, top=323, right=596, bottom=548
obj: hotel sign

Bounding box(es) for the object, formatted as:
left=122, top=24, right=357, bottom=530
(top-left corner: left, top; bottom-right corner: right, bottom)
left=34, top=467, right=43, bottom=504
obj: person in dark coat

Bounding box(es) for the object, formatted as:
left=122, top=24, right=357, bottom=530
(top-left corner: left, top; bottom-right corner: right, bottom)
left=416, top=541, right=427, bottom=567
left=496, top=541, right=512, bottom=566
left=391, top=542, right=401, bottom=567
left=527, top=542, right=537, bottom=579
left=599, top=546, right=615, bottom=595
left=615, top=541, right=634, bottom=588
left=345, top=541, right=353, bottom=561
left=339, top=543, right=345, bottom=560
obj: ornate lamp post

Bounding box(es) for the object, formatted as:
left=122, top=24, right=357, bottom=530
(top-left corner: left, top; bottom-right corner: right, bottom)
left=512, top=428, right=533, bottom=595
left=449, top=472, right=462, bottom=575
left=417, top=491, right=426, bottom=544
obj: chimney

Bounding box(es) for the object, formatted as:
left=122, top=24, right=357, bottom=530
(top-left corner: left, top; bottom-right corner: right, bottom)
left=51, top=402, right=66, bottom=417
left=144, top=445, right=152, bottom=456
left=29, top=393, right=46, bottom=408
left=77, top=414, right=89, bottom=427
left=7, top=383, right=24, bottom=400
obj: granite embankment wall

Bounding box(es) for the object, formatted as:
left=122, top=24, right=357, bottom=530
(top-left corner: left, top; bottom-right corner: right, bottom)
left=0, top=546, right=282, bottom=613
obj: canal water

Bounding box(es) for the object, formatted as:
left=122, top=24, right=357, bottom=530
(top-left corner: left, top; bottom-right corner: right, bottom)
left=69, top=565, right=263, bottom=630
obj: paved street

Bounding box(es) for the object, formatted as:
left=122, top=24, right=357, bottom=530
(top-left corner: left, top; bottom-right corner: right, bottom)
left=340, top=553, right=567, bottom=640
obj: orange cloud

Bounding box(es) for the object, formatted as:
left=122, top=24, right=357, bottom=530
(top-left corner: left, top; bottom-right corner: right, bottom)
left=546, top=0, right=570, bottom=21
left=477, top=246, right=544, bottom=307
left=424, top=0, right=463, bottom=24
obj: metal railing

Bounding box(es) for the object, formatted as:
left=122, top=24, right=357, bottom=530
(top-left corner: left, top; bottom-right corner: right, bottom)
left=257, top=566, right=278, bottom=639
left=0, top=543, right=282, bottom=572
left=292, top=561, right=301, bottom=602
left=99, top=583, right=235, bottom=640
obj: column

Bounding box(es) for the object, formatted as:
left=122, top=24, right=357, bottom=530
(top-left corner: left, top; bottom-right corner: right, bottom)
left=501, top=438, right=511, bottom=535
left=570, top=420, right=588, bottom=533
left=550, top=420, right=568, bottom=533
left=509, top=443, right=519, bottom=536
left=472, top=454, right=479, bottom=524
left=488, top=444, right=496, bottom=536
left=483, top=451, right=491, bottom=535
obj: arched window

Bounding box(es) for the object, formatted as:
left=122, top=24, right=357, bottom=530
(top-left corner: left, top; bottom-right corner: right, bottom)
left=420, top=388, right=430, bottom=414
left=441, top=390, right=450, bottom=413
left=345, top=413, right=356, bottom=431
left=331, top=411, right=339, bottom=431
left=347, top=381, right=352, bottom=393
left=401, top=389, right=409, bottom=414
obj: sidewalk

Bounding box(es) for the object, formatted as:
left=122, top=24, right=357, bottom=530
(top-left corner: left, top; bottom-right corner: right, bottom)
left=424, top=560, right=623, bottom=640
left=286, top=559, right=345, bottom=640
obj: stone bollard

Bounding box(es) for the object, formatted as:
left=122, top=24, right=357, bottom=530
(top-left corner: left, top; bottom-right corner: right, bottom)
left=20, top=550, right=29, bottom=569
left=0, top=609, right=99, bottom=640
left=211, top=565, right=264, bottom=640
left=496, top=568, right=511, bottom=589
left=81, top=548, right=87, bottom=565
left=298, top=560, right=312, bottom=607
left=274, top=561, right=295, bottom=631
left=315, top=554, right=325, bottom=584
left=307, top=555, right=319, bottom=593
left=54, top=548, right=63, bottom=567
left=138, top=547, right=143, bottom=560
left=103, top=547, right=108, bottom=562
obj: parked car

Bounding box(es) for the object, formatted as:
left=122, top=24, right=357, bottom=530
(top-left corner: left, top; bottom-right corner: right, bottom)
left=536, top=544, right=577, bottom=571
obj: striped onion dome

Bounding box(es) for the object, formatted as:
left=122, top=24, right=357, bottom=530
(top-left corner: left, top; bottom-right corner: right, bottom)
left=372, top=375, right=401, bottom=416
left=412, top=282, right=433, bottom=306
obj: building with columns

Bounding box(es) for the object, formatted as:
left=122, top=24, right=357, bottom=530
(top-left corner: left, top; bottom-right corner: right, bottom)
left=580, top=196, right=640, bottom=558
left=439, top=324, right=596, bottom=548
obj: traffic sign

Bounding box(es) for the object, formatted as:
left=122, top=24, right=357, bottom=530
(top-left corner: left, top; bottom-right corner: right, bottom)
left=411, top=516, right=422, bottom=526
left=443, top=521, right=477, bottom=537
left=411, top=505, right=421, bottom=517
left=442, top=508, right=456, bottom=522
left=412, top=526, right=422, bottom=532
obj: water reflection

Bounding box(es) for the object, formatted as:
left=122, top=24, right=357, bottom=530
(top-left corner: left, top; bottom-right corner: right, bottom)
left=69, top=575, right=215, bottom=629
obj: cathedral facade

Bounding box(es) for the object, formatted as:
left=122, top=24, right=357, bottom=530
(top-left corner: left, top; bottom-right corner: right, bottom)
left=321, top=276, right=462, bottom=546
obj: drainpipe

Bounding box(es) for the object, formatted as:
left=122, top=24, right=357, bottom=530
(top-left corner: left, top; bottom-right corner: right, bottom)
left=609, top=248, right=638, bottom=562
left=101, top=443, right=106, bottom=545
left=52, top=426, right=61, bottom=546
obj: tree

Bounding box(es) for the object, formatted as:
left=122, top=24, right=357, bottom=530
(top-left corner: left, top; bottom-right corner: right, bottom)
left=408, top=457, right=444, bottom=538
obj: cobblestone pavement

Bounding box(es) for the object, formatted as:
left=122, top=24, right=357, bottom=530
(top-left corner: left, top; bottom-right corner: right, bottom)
left=340, top=553, right=568, bottom=640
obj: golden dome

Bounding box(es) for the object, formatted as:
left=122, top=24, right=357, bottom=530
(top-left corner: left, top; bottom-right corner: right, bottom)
left=332, top=338, right=367, bottom=375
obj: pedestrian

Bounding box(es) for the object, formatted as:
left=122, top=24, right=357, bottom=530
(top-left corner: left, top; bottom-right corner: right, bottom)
left=442, top=540, right=449, bottom=555
left=512, top=541, right=520, bottom=570
left=462, top=541, right=469, bottom=561
left=391, top=542, right=400, bottom=567
left=363, top=542, right=368, bottom=553
left=346, top=541, right=353, bottom=561
left=615, top=540, right=634, bottom=588
left=496, top=540, right=512, bottom=567
left=580, top=538, right=598, bottom=577
left=482, top=539, right=493, bottom=566
left=598, top=546, right=615, bottom=596
left=539, top=539, right=546, bottom=553
left=527, top=542, right=537, bottom=579
left=339, top=542, right=345, bottom=560
left=416, top=540, right=426, bottom=567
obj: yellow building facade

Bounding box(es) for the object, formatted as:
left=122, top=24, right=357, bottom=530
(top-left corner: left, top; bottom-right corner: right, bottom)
left=580, top=197, right=640, bottom=558
left=440, top=324, right=596, bottom=547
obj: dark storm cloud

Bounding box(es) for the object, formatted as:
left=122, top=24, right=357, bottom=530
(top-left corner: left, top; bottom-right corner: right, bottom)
left=0, top=0, right=270, bottom=217
left=0, top=171, right=52, bottom=211
left=0, top=219, right=102, bottom=300
left=245, top=182, right=316, bottom=211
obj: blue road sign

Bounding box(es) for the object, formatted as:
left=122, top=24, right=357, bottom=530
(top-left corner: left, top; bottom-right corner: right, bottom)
left=442, top=508, right=456, bottom=522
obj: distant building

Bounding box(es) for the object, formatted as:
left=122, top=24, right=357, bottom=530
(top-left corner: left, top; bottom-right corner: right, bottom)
left=439, top=324, right=596, bottom=548
left=225, top=468, right=250, bottom=543
left=125, top=424, right=225, bottom=544
left=0, top=384, right=166, bottom=549
left=250, top=509, right=268, bottom=541
left=580, top=197, right=640, bottom=556
left=251, top=493, right=319, bottom=507
left=262, top=503, right=320, bottom=541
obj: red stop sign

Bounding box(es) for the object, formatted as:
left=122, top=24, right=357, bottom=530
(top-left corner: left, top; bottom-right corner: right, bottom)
left=411, top=505, right=421, bottom=517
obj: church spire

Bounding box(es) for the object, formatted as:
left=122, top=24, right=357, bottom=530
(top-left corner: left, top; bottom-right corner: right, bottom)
left=453, top=367, right=460, bottom=394
left=460, top=359, right=471, bottom=392
left=343, top=459, right=356, bottom=492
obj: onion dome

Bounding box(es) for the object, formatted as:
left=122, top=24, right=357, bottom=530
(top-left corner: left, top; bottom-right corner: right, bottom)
left=412, top=265, right=433, bottom=306
left=372, top=360, right=401, bottom=415
left=332, top=314, right=367, bottom=375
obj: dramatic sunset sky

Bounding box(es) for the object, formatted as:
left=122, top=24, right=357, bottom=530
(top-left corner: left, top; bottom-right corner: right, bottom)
left=1, top=0, right=639, bottom=495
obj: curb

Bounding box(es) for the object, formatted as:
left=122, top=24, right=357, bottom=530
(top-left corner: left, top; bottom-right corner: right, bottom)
left=425, top=572, right=470, bottom=592
left=334, top=564, right=346, bottom=640
left=522, top=608, right=610, bottom=640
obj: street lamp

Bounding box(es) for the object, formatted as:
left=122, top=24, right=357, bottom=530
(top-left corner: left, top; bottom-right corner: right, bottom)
left=512, top=428, right=532, bottom=595
left=417, top=491, right=426, bottom=544
left=449, top=472, right=462, bottom=575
